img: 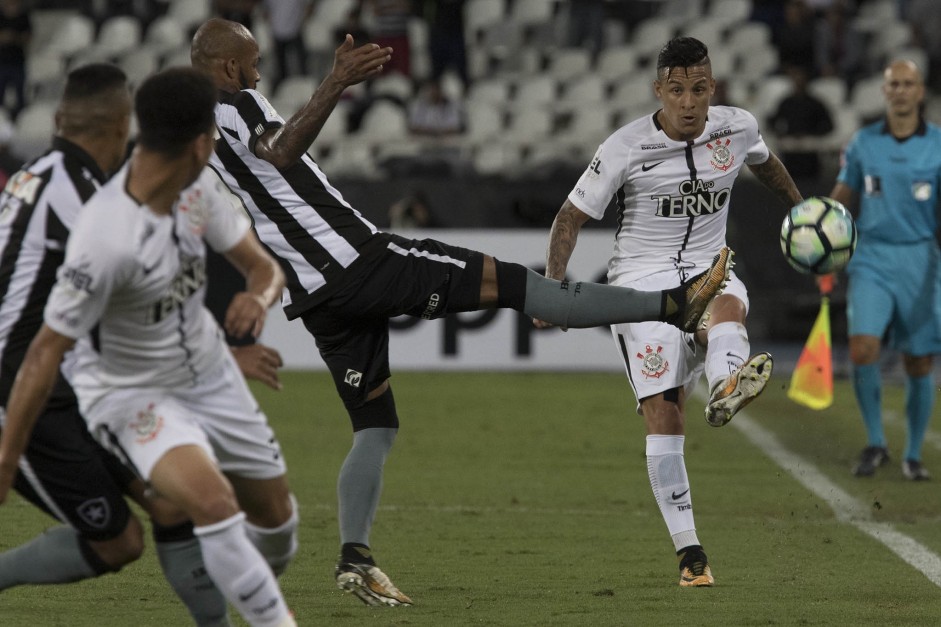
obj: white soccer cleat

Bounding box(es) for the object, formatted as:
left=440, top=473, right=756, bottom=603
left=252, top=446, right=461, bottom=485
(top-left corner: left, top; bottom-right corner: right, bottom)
left=335, top=562, right=413, bottom=607
left=704, top=352, right=773, bottom=427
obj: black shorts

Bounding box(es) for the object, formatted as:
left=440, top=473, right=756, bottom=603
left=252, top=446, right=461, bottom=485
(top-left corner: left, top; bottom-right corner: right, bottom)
left=13, top=402, right=133, bottom=542
left=301, top=234, right=484, bottom=409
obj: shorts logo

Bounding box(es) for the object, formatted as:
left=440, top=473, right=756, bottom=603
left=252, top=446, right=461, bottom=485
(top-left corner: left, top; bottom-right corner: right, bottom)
left=344, top=369, right=362, bottom=388
left=76, top=497, right=111, bottom=529
left=707, top=138, right=734, bottom=171
left=636, top=344, right=669, bottom=379
left=913, top=181, right=932, bottom=201
left=130, top=403, right=164, bottom=444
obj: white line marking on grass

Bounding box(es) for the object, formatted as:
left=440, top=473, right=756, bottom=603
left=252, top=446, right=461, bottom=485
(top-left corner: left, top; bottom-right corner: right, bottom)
left=732, top=412, right=941, bottom=587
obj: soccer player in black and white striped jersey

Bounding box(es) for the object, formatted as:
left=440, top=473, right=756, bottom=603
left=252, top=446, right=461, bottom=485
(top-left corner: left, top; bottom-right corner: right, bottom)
left=192, top=19, right=732, bottom=606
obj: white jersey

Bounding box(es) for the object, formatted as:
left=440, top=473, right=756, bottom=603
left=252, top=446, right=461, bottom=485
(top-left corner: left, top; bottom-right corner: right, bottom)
left=569, top=106, right=768, bottom=285
left=44, top=166, right=251, bottom=407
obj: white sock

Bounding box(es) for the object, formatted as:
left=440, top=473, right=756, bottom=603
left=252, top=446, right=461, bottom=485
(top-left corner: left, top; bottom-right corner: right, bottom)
left=244, top=494, right=299, bottom=576
left=646, top=435, right=700, bottom=552
left=194, top=513, right=290, bottom=627
left=705, top=322, right=749, bottom=392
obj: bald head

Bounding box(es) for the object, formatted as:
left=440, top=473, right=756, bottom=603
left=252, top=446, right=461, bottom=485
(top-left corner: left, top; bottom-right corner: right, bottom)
left=192, top=18, right=260, bottom=92
left=882, top=58, right=925, bottom=118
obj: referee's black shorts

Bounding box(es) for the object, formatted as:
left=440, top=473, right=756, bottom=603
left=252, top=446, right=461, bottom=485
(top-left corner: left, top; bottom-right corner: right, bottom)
left=301, top=234, right=484, bottom=410
left=13, top=402, right=133, bottom=542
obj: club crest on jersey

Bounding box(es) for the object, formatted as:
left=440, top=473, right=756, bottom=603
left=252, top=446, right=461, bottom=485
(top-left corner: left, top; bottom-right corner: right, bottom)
left=707, top=138, right=734, bottom=171
left=130, top=402, right=164, bottom=444
left=636, top=344, right=669, bottom=379
left=177, top=187, right=208, bottom=235
left=76, top=497, right=111, bottom=529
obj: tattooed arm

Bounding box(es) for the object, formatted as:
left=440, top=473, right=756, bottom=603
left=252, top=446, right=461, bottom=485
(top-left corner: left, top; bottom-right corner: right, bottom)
left=534, top=199, right=592, bottom=329
left=747, top=151, right=803, bottom=208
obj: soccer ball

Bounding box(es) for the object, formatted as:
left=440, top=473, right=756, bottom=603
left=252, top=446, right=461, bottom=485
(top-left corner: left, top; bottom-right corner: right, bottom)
left=779, top=196, right=857, bottom=275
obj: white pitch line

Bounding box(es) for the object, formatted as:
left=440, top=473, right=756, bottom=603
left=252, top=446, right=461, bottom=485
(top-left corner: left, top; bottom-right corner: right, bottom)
left=731, top=411, right=941, bottom=587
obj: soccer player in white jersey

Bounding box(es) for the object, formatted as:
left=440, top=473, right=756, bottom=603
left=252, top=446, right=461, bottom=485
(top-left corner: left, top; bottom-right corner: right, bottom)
left=539, top=37, right=803, bottom=587
left=191, top=19, right=733, bottom=606
left=0, top=68, right=296, bottom=627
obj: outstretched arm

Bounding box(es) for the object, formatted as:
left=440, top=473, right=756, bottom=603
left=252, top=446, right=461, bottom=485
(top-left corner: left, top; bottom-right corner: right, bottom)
left=534, top=199, right=592, bottom=329
left=747, top=151, right=803, bottom=208
left=255, top=35, right=392, bottom=169
left=0, top=325, right=75, bottom=504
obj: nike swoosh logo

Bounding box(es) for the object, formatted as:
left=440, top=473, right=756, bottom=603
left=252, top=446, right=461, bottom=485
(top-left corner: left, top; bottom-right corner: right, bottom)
left=238, top=579, right=266, bottom=602
left=671, top=488, right=690, bottom=500
left=642, top=161, right=665, bottom=172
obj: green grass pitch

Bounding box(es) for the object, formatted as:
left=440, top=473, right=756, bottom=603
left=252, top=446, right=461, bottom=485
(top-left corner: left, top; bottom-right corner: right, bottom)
left=3, top=370, right=941, bottom=626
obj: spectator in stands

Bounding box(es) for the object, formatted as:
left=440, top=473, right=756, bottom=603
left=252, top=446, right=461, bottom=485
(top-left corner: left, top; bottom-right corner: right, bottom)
left=0, top=115, right=20, bottom=187
left=423, top=0, right=467, bottom=87
left=0, top=0, right=30, bottom=121
left=213, top=0, right=259, bottom=30
left=407, top=77, right=463, bottom=136
left=906, top=0, right=941, bottom=90
left=773, top=0, right=818, bottom=77
left=566, top=0, right=605, bottom=61
left=769, top=65, right=834, bottom=179
left=360, top=0, right=412, bottom=77
left=388, top=190, right=436, bottom=229
left=262, top=0, right=312, bottom=88
left=814, top=1, right=864, bottom=87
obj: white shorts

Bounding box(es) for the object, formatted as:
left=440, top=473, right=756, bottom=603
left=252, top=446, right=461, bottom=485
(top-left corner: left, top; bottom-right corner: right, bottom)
left=610, top=268, right=749, bottom=412
left=82, top=350, right=287, bottom=482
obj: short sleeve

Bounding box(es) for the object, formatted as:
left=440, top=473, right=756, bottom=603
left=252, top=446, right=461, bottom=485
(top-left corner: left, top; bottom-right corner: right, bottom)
left=199, top=170, right=252, bottom=253
left=836, top=132, right=862, bottom=192
left=43, top=225, right=123, bottom=340
left=739, top=108, right=770, bottom=166
left=567, top=139, right=630, bottom=220
left=229, top=89, right=285, bottom=154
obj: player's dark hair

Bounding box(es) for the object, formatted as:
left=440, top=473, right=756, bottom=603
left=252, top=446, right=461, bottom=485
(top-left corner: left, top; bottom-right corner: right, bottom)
left=656, top=37, right=710, bottom=78
left=135, top=67, right=216, bottom=157
left=62, top=63, right=127, bottom=102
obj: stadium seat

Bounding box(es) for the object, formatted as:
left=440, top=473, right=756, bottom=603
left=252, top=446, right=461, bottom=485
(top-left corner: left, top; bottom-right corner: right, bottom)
left=370, top=73, right=415, bottom=103
left=630, top=17, right=677, bottom=60
left=726, top=21, right=772, bottom=55
left=708, top=47, right=735, bottom=81
left=595, top=45, right=640, bottom=82
left=808, top=76, right=847, bottom=111
left=503, top=107, right=553, bottom=142
left=95, top=15, right=142, bottom=57
left=546, top=48, right=592, bottom=82
left=25, top=53, right=65, bottom=103
left=464, top=103, right=505, bottom=142
left=43, top=14, right=95, bottom=58
left=11, top=102, right=56, bottom=161
left=510, top=0, right=554, bottom=29
left=302, top=18, right=335, bottom=53
left=471, top=141, right=523, bottom=176
left=322, top=139, right=378, bottom=178
left=870, top=21, right=912, bottom=64
left=167, top=0, right=211, bottom=31
left=311, top=0, right=357, bottom=31
left=513, top=76, right=557, bottom=109
left=849, top=74, right=887, bottom=120
left=272, top=76, right=317, bottom=112
left=464, top=0, right=506, bottom=44
left=143, top=15, right=187, bottom=56
left=709, top=0, right=753, bottom=24
left=557, top=74, right=606, bottom=113
left=160, top=47, right=193, bottom=71
left=466, top=77, right=512, bottom=107
left=357, top=101, right=409, bottom=142
left=736, top=46, right=778, bottom=82
left=118, top=49, right=159, bottom=84
left=750, top=74, right=793, bottom=125
left=684, top=17, right=730, bottom=48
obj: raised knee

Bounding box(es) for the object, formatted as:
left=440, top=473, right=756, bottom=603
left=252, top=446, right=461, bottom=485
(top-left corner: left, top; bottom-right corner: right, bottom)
left=91, top=516, right=145, bottom=570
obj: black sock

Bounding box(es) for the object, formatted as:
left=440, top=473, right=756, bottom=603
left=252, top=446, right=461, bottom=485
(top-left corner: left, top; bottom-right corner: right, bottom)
left=340, top=542, right=375, bottom=566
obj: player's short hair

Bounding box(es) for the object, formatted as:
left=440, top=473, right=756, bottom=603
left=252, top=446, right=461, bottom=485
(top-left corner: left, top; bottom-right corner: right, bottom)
left=656, top=37, right=710, bottom=79
left=62, top=63, right=128, bottom=102
left=135, top=67, right=216, bottom=157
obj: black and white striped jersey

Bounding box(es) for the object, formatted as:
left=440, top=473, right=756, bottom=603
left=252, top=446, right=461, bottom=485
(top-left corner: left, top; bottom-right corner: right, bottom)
left=0, top=138, right=106, bottom=406
left=209, top=89, right=390, bottom=320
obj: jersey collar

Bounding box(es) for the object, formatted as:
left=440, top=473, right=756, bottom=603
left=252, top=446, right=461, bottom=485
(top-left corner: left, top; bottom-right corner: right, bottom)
left=879, top=116, right=927, bottom=139
left=52, top=136, right=108, bottom=184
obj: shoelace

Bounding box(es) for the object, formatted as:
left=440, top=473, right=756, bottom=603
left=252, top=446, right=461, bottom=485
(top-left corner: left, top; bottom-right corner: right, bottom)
left=681, top=552, right=707, bottom=575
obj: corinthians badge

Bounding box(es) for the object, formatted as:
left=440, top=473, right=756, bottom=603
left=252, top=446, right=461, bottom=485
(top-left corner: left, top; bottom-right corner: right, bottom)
left=637, top=344, right=669, bottom=379
left=707, top=137, right=734, bottom=172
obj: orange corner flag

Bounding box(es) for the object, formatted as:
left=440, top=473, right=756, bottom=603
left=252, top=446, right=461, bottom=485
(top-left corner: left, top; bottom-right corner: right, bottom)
left=787, top=296, right=833, bottom=410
